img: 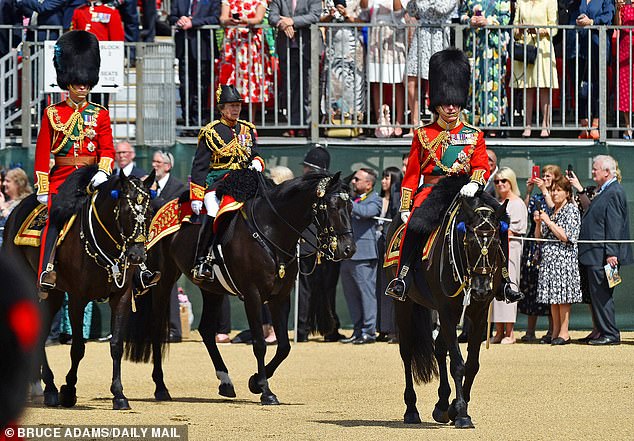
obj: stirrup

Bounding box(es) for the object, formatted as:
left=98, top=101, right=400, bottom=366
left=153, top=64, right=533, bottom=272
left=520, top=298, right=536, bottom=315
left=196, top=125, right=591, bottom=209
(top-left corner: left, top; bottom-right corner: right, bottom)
left=385, top=277, right=407, bottom=302
left=192, top=261, right=214, bottom=282
left=496, top=282, right=524, bottom=303
left=138, top=268, right=161, bottom=289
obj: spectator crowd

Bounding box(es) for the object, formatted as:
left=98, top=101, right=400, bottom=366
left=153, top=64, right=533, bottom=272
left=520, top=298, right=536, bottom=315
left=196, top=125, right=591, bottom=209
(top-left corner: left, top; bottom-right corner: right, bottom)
left=2, top=0, right=634, bottom=138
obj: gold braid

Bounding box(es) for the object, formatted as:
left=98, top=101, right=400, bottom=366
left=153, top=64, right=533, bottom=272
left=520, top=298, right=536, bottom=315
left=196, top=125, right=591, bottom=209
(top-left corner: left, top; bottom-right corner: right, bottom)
left=203, top=126, right=250, bottom=170
left=47, top=107, right=84, bottom=154
left=420, top=129, right=475, bottom=175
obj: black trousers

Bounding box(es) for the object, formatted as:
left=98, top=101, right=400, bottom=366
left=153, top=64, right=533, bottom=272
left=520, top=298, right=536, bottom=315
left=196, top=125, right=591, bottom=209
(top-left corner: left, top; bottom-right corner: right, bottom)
left=298, top=258, right=341, bottom=336
left=178, top=54, right=211, bottom=126
left=278, top=46, right=310, bottom=126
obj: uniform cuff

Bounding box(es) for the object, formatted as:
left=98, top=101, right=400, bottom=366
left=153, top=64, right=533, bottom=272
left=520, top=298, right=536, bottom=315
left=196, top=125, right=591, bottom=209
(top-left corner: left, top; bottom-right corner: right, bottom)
left=470, top=169, right=486, bottom=186
left=98, top=157, right=114, bottom=174
left=400, top=188, right=413, bottom=211
left=35, top=171, right=49, bottom=196
left=190, top=182, right=205, bottom=201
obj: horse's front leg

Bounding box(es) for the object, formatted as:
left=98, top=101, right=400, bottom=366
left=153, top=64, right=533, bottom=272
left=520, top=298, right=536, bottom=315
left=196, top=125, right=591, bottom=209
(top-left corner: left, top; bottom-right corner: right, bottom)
left=109, top=290, right=133, bottom=410
left=59, top=295, right=89, bottom=408
left=198, top=291, right=235, bottom=398
left=440, top=313, right=473, bottom=429
left=462, top=304, right=490, bottom=406
left=262, top=296, right=292, bottom=380
left=244, top=294, right=279, bottom=405
left=151, top=339, right=171, bottom=401
left=432, top=326, right=451, bottom=424
left=41, top=290, right=65, bottom=407
left=394, top=299, right=421, bottom=424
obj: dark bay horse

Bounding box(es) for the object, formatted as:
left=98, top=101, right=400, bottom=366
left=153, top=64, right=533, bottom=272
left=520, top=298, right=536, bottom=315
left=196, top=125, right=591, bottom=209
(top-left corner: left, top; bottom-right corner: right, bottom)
left=125, top=171, right=355, bottom=405
left=386, top=189, right=508, bottom=429
left=2, top=167, right=154, bottom=410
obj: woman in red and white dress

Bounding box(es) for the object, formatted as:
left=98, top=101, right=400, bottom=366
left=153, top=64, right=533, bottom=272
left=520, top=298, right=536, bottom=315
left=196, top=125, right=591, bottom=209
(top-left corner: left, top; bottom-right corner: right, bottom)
left=219, top=0, right=274, bottom=104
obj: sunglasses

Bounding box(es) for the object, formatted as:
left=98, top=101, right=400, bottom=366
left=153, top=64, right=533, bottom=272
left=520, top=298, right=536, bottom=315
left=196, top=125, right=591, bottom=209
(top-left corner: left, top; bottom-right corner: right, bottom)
left=494, top=179, right=509, bottom=184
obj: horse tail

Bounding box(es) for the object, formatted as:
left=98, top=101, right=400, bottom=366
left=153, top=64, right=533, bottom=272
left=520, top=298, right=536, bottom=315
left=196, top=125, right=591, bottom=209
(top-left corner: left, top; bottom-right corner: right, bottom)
left=306, top=278, right=336, bottom=336
left=407, top=303, right=438, bottom=385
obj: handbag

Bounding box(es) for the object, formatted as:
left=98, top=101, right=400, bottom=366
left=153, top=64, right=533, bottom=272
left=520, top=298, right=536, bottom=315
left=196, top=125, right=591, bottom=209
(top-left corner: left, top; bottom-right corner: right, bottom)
left=326, top=112, right=362, bottom=138
left=512, top=41, right=537, bottom=64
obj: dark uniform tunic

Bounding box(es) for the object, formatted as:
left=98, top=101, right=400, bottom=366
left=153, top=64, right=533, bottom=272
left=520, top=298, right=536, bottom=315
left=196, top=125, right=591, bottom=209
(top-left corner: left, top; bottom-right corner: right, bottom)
left=189, top=117, right=264, bottom=202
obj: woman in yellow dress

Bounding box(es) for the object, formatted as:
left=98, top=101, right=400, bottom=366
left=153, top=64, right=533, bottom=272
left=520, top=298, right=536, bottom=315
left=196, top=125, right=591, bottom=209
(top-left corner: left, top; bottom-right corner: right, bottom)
left=512, top=0, right=558, bottom=138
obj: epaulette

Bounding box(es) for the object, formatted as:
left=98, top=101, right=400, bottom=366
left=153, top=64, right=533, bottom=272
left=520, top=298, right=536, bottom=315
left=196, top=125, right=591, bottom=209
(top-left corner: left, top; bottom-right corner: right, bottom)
left=462, top=121, right=482, bottom=133
left=198, top=120, right=220, bottom=140
left=104, top=3, right=117, bottom=9
left=238, top=119, right=256, bottom=130
left=88, top=101, right=108, bottom=112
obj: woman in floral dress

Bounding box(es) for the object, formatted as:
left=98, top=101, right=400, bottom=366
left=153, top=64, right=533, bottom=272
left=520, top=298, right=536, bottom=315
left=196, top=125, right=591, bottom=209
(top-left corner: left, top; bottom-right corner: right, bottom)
left=220, top=0, right=273, bottom=103
left=459, top=0, right=510, bottom=129
left=534, top=177, right=582, bottom=345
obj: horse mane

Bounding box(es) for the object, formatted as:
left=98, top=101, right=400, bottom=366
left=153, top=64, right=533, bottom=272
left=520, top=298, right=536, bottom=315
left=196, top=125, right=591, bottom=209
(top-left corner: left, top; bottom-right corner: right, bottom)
left=49, top=165, right=98, bottom=229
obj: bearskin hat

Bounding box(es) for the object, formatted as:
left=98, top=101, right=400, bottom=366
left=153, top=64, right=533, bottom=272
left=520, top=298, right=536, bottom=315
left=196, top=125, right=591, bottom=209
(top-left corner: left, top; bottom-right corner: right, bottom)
left=216, top=63, right=242, bottom=105
left=428, top=48, right=470, bottom=111
left=53, top=30, right=100, bottom=91
left=302, top=146, right=330, bottom=171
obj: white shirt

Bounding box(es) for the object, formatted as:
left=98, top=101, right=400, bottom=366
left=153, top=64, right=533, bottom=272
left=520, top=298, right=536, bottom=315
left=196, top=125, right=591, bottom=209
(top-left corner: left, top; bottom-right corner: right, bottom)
left=156, top=174, right=170, bottom=196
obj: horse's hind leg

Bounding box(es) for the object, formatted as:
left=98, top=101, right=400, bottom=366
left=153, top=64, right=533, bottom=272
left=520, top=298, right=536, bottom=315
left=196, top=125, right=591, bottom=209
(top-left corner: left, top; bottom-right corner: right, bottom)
left=59, top=296, right=90, bottom=408
left=244, top=295, right=279, bottom=405
left=198, top=291, right=235, bottom=398
left=262, top=296, right=292, bottom=380
left=110, top=293, right=133, bottom=410
left=432, top=328, right=451, bottom=424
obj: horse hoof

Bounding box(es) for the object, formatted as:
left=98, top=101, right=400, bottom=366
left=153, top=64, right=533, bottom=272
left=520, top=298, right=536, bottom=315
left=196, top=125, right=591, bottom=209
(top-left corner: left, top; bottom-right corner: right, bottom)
left=447, top=403, right=458, bottom=422
left=113, top=398, right=131, bottom=410
left=260, top=394, right=280, bottom=405
left=403, top=411, right=422, bottom=424
left=454, top=416, right=475, bottom=429
left=248, top=375, right=263, bottom=395
left=219, top=383, right=236, bottom=398
left=154, top=389, right=172, bottom=401
left=59, top=385, right=76, bottom=408
left=44, top=391, right=60, bottom=407
left=432, top=405, right=450, bottom=424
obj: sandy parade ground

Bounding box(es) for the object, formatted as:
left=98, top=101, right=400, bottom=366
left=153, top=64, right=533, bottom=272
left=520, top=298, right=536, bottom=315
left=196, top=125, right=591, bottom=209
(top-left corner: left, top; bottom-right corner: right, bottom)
left=21, top=330, right=634, bottom=441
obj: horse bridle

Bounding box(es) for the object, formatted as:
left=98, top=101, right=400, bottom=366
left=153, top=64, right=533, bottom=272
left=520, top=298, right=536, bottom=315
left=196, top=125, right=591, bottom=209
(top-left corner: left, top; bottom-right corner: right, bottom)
left=461, top=206, right=502, bottom=279
left=81, top=179, right=150, bottom=289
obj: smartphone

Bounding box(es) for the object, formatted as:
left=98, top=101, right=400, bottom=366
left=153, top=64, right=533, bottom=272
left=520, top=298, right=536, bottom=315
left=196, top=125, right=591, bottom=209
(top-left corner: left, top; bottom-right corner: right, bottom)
left=475, top=9, right=482, bottom=16
left=532, top=165, right=540, bottom=180
left=567, top=164, right=574, bottom=176
left=626, top=0, right=632, bottom=5
left=232, top=12, right=240, bottom=19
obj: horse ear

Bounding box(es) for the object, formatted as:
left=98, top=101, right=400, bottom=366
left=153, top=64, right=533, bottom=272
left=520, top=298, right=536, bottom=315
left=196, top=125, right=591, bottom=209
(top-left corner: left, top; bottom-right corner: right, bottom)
left=460, top=197, right=477, bottom=223
left=144, top=169, right=156, bottom=190
left=331, top=171, right=341, bottom=182
left=495, top=199, right=509, bottom=220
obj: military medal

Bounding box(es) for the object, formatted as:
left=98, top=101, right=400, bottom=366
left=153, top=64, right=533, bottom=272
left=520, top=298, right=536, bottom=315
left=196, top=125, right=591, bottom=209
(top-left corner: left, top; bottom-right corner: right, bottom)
left=87, top=141, right=96, bottom=152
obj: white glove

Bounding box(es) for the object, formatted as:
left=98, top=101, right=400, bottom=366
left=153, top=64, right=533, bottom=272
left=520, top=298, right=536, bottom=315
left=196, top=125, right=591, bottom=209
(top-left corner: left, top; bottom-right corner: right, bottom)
left=460, top=182, right=479, bottom=198
left=401, top=211, right=410, bottom=223
left=90, top=170, right=109, bottom=188
left=191, top=200, right=203, bottom=215
left=37, top=194, right=48, bottom=205
left=249, top=159, right=263, bottom=172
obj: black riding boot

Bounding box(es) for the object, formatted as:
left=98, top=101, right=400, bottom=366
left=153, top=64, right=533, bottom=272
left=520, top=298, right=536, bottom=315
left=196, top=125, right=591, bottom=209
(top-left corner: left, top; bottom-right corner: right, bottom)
left=192, top=215, right=216, bottom=281
left=385, top=229, right=423, bottom=301
left=495, top=231, right=524, bottom=303
left=39, top=222, right=60, bottom=299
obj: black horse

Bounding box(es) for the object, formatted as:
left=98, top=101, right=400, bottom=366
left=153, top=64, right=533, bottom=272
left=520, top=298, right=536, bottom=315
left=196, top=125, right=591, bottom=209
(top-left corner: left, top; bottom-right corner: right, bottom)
left=125, top=171, right=355, bottom=405
left=2, top=167, right=154, bottom=410
left=386, top=187, right=508, bottom=429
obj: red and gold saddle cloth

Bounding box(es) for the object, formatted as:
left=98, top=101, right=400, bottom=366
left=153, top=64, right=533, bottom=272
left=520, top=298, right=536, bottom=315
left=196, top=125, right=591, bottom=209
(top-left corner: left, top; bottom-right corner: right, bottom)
left=383, top=223, right=440, bottom=268
left=14, top=205, right=76, bottom=247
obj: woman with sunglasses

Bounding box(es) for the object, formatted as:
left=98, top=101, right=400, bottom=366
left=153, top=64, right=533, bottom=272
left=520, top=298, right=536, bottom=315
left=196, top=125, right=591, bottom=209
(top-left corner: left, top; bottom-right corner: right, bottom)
left=491, top=168, right=527, bottom=344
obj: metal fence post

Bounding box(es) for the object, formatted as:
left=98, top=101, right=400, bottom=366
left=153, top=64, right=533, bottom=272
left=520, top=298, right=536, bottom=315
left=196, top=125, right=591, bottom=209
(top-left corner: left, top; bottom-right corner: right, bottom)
left=310, top=24, right=320, bottom=143
left=599, top=26, right=607, bottom=143
left=136, top=43, right=145, bottom=146
left=21, top=42, right=33, bottom=151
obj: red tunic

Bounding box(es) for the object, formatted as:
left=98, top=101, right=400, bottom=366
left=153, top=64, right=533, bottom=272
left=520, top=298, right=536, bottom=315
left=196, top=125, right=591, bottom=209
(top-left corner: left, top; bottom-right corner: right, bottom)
left=34, top=100, right=115, bottom=196
left=400, top=118, right=489, bottom=213
left=71, top=2, right=125, bottom=41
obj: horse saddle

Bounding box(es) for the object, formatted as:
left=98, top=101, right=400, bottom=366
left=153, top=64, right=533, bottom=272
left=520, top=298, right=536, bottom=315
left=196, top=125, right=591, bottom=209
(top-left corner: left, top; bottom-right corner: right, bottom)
left=383, top=223, right=442, bottom=269
left=14, top=204, right=76, bottom=248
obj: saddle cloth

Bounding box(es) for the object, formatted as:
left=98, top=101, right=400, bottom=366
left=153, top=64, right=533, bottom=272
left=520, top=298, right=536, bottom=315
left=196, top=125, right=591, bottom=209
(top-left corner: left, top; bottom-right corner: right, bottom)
left=14, top=205, right=76, bottom=248
left=383, top=223, right=440, bottom=268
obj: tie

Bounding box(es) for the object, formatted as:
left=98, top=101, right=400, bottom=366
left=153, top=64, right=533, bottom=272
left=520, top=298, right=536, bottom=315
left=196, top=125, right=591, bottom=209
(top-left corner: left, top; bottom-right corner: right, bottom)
left=291, top=0, right=297, bottom=13
left=156, top=183, right=161, bottom=197
left=190, top=0, right=198, bottom=16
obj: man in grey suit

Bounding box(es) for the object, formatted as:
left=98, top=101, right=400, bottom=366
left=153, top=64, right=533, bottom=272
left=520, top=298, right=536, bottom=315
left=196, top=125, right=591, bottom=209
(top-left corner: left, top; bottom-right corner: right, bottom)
left=268, top=0, right=321, bottom=133
left=578, top=155, right=633, bottom=345
left=340, top=168, right=382, bottom=344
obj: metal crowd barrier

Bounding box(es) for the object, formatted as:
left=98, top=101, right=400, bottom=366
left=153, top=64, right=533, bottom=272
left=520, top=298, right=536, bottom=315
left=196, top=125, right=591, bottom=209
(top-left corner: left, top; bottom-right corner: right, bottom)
left=1, top=23, right=634, bottom=147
